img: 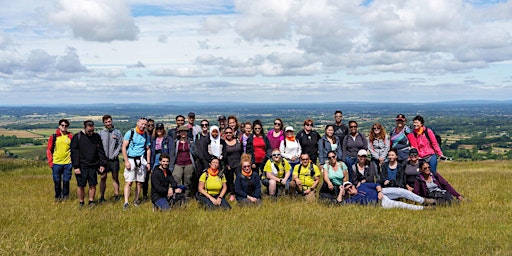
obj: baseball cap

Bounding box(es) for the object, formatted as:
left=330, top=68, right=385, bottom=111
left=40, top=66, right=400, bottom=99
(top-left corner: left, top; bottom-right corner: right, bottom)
left=218, top=115, right=226, bottom=121
left=357, top=149, right=368, bottom=156
left=188, top=112, right=195, bottom=117
left=285, top=126, right=294, bottom=132
left=396, top=114, right=406, bottom=121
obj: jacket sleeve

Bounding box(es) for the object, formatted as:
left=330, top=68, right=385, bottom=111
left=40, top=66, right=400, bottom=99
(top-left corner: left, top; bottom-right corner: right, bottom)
left=97, top=134, right=108, bottom=167
left=70, top=135, right=80, bottom=169
left=367, top=163, right=378, bottom=183
left=335, top=140, right=343, bottom=162
left=280, top=140, right=292, bottom=160
left=436, top=173, right=461, bottom=198
left=151, top=171, right=168, bottom=196
left=220, top=139, right=227, bottom=161
left=361, top=133, right=368, bottom=150
left=318, top=138, right=326, bottom=165
left=246, top=136, right=255, bottom=164
left=427, top=128, right=443, bottom=156
left=413, top=179, right=427, bottom=197
left=169, top=139, right=177, bottom=171
left=46, top=135, right=54, bottom=167
left=407, top=132, right=418, bottom=149
left=397, top=164, right=406, bottom=188
left=113, top=130, right=123, bottom=158
left=342, top=136, right=348, bottom=158
left=262, top=136, right=272, bottom=165
left=234, top=176, right=247, bottom=198
left=377, top=162, right=388, bottom=185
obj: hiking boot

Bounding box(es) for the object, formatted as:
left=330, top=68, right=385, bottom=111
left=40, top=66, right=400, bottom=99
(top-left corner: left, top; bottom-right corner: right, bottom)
left=123, top=202, right=129, bottom=211
left=423, top=198, right=436, bottom=205
left=79, top=201, right=85, bottom=208
left=113, top=195, right=120, bottom=202
left=88, top=200, right=96, bottom=208
left=99, top=198, right=106, bottom=203
left=134, top=199, right=141, bottom=206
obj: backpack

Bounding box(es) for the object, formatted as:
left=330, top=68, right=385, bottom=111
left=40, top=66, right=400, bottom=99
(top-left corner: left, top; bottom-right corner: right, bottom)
left=128, top=129, right=149, bottom=149
left=424, top=127, right=442, bottom=149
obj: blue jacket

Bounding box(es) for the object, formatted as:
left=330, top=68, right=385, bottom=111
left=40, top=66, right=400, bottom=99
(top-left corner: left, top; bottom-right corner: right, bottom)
left=344, top=183, right=380, bottom=205
left=318, top=135, right=343, bottom=165
left=150, top=136, right=170, bottom=168
left=234, top=172, right=261, bottom=200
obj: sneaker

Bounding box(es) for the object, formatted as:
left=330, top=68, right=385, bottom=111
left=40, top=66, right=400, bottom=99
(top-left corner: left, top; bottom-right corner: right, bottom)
left=79, top=201, right=85, bottom=207
left=134, top=199, right=141, bottom=206
left=99, top=198, right=106, bottom=203
left=423, top=198, right=436, bottom=205
left=123, top=202, right=129, bottom=211
left=88, top=200, right=95, bottom=207
left=113, top=195, right=120, bottom=202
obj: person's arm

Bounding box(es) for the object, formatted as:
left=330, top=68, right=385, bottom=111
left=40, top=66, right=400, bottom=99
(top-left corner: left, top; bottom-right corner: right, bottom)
left=375, top=185, right=383, bottom=200
left=112, top=130, right=123, bottom=158
left=121, top=138, right=130, bottom=170
left=46, top=135, right=54, bottom=167
left=436, top=173, right=462, bottom=198
left=323, top=164, right=334, bottom=190
left=70, top=135, right=80, bottom=174
left=383, top=135, right=390, bottom=160
left=427, top=128, right=444, bottom=156
left=145, top=139, right=151, bottom=171
left=279, top=140, right=291, bottom=159
left=234, top=175, right=247, bottom=198
left=318, top=138, right=326, bottom=165
left=96, top=134, right=108, bottom=172
left=343, top=169, right=349, bottom=183
left=151, top=170, right=168, bottom=196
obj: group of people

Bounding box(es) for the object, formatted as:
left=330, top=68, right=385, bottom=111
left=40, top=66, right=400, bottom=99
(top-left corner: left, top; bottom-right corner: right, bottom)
left=47, top=111, right=464, bottom=211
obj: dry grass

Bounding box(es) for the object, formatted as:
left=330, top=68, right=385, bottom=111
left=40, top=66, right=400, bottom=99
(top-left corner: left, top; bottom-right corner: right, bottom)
left=0, top=128, right=44, bottom=139
left=1, top=158, right=512, bottom=255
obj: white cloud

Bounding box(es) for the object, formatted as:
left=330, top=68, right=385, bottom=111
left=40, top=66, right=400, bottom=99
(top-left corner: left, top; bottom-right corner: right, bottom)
left=49, top=0, right=140, bottom=42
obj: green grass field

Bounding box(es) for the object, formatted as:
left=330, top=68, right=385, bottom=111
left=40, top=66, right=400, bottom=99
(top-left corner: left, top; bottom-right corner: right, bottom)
left=1, top=158, right=511, bottom=255
left=4, top=145, right=47, bottom=160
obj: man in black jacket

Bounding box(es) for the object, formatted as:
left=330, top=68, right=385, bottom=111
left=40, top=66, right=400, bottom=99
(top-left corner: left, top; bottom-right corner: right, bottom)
left=71, top=120, right=107, bottom=207
left=151, top=154, right=183, bottom=211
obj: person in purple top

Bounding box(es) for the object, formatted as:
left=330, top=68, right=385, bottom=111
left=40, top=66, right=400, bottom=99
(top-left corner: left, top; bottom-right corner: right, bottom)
left=267, top=118, right=284, bottom=150
left=414, top=161, right=464, bottom=205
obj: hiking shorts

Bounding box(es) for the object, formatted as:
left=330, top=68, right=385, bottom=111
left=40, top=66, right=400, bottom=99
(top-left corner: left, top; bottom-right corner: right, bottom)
left=124, top=158, right=146, bottom=182
left=76, top=167, right=98, bottom=187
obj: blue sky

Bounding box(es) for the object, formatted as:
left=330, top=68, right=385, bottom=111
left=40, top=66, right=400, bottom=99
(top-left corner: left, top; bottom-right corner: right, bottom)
left=0, top=0, right=511, bottom=105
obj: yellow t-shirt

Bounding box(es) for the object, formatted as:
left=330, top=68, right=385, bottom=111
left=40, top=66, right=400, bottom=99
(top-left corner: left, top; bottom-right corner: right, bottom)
left=263, top=159, right=291, bottom=179
left=293, top=163, right=320, bottom=188
left=53, top=134, right=72, bottom=164
left=199, top=172, right=227, bottom=196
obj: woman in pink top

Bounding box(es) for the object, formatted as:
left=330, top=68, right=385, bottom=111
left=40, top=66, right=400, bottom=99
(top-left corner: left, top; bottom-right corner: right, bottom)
left=407, top=115, right=445, bottom=174
left=267, top=118, right=284, bottom=150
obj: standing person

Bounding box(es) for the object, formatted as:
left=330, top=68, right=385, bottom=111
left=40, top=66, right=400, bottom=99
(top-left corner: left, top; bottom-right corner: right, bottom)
left=70, top=120, right=107, bottom=207
left=267, top=118, right=284, bottom=150
left=280, top=126, right=302, bottom=174
left=390, top=114, right=412, bottom=164
left=246, top=120, right=272, bottom=175
left=226, top=115, right=242, bottom=139
left=235, top=154, right=262, bottom=206
left=263, top=149, right=292, bottom=196
left=121, top=117, right=151, bottom=210
left=224, top=127, right=243, bottom=201
left=333, top=110, right=349, bottom=145
left=218, top=115, right=227, bottom=135
left=403, top=148, right=421, bottom=191
left=196, top=157, right=231, bottom=210
left=146, top=119, right=155, bottom=138
left=342, top=120, right=368, bottom=182
left=318, top=125, right=343, bottom=169
left=192, top=119, right=210, bottom=196
left=151, top=153, right=184, bottom=211
left=99, top=115, right=123, bottom=203
left=368, top=122, right=390, bottom=175
left=408, top=115, right=445, bottom=173
left=46, top=119, right=73, bottom=203
left=240, top=122, right=252, bottom=153
left=186, top=112, right=201, bottom=139
left=296, top=119, right=321, bottom=164
left=149, top=123, right=169, bottom=171
left=290, top=153, right=321, bottom=201
left=168, top=115, right=188, bottom=141
left=170, top=126, right=195, bottom=197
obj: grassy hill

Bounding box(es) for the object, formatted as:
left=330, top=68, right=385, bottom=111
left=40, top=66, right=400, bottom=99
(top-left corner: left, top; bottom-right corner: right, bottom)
left=1, top=157, right=511, bottom=255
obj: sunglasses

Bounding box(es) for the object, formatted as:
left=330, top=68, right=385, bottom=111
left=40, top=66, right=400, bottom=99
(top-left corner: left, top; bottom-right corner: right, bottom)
left=328, top=155, right=336, bottom=159
left=410, top=153, right=418, bottom=157
left=242, top=165, right=251, bottom=168
left=349, top=126, right=358, bottom=128
left=272, top=154, right=281, bottom=157
left=373, top=127, right=380, bottom=130
left=225, top=132, right=233, bottom=134
left=201, top=123, right=209, bottom=127
left=60, top=124, right=69, bottom=127
left=305, top=123, right=313, bottom=126
left=274, top=122, right=281, bottom=126
left=254, top=127, right=262, bottom=130
left=148, top=124, right=154, bottom=127
left=301, top=158, right=309, bottom=161
left=422, top=166, right=431, bottom=170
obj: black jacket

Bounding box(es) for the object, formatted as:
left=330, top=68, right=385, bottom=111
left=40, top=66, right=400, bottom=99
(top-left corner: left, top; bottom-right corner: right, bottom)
left=377, top=162, right=405, bottom=188
left=296, top=129, right=320, bottom=160
left=151, top=165, right=178, bottom=203
left=245, top=134, right=272, bottom=165
left=71, top=131, right=107, bottom=169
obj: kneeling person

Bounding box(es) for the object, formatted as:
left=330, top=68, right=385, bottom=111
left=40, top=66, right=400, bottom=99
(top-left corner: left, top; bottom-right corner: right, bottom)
left=263, top=149, right=291, bottom=196
left=151, top=154, right=184, bottom=211
left=235, top=154, right=262, bottom=206
left=196, top=157, right=231, bottom=209
left=290, top=153, right=320, bottom=201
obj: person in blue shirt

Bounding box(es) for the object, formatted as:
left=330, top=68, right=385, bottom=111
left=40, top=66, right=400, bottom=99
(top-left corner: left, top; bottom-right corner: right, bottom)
left=338, top=182, right=434, bottom=210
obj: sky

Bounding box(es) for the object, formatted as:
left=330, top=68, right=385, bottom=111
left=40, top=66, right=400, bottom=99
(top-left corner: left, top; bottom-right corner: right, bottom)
left=1, top=0, right=512, bottom=105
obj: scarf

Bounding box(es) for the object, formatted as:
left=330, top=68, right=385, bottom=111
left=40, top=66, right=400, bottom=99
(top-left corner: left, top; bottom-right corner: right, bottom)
left=242, top=168, right=253, bottom=178
left=209, top=126, right=221, bottom=157
left=135, top=127, right=144, bottom=135
left=414, top=126, right=425, bottom=136
left=207, top=168, right=219, bottom=177
left=286, top=135, right=295, bottom=141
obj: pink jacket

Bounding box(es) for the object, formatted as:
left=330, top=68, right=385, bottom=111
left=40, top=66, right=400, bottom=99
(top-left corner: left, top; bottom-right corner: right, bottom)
left=407, top=127, right=442, bottom=158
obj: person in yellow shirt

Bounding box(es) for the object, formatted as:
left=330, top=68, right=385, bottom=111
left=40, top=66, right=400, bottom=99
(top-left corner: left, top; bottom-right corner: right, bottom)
left=263, top=149, right=291, bottom=196
left=46, top=119, right=73, bottom=203
left=290, top=153, right=320, bottom=201
left=196, top=157, right=231, bottom=209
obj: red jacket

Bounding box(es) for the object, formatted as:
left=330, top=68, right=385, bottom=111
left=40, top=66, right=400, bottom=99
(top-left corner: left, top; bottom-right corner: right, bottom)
left=46, top=129, right=73, bottom=167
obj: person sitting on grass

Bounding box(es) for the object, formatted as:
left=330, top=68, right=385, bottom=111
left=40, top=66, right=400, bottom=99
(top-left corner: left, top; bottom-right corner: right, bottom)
left=234, top=154, right=262, bottom=206
left=151, top=154, right=184, bottom=211
left=196, top=156, right=231, bottom=210
left=319, top=150, right=348, bottom=203
left=414, top=161, right=464, bottom=205
left=290, top=153, right=320, bottom=202
left=338, top=181, right=435, bottom=210
left=262, top=149, right=292, bottom=196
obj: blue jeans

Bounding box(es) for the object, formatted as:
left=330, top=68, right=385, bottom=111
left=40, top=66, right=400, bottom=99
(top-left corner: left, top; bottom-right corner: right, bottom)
left=424, top=155, right=438, bottom=173
left=344, top=156, right=357, bottom=183
left=153, top=197, right=170, bottom=211
left=52, top=163, right=72, bottom=199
